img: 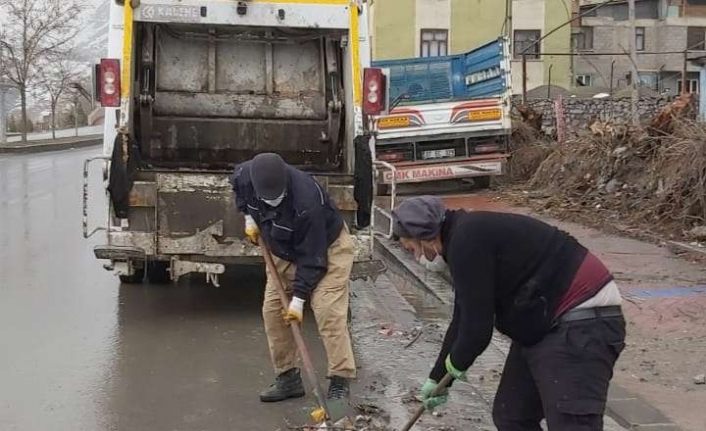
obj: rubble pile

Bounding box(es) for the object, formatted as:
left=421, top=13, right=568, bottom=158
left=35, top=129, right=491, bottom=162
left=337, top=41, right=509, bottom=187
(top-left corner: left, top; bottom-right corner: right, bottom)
left=525, top=117, right=706, bottom=237
left=506, top=120, right=554, bottom=182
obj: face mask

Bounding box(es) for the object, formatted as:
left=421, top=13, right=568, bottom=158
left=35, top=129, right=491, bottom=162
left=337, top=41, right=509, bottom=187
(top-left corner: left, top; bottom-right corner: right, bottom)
left=262, top=192, right=285, bottom=207
left=419, top=253, right=448, bottom=273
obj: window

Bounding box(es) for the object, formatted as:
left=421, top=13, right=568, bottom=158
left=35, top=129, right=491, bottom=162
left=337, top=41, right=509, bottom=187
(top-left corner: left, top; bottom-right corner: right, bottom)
left=635, top=27, right=645, bottom=51
left=514, top=30, right=541, bottom=60
left=687, top=27, right=706, bottom=50
left=572, top=27, right=594, bottom=51
left=677, top=79, right=700, bottom=94
left=580, top=0, right=657, bottom=20
left=420, top=29, right=448, bottom=58
left=576, top=74, right=592, bottom=87
left=638, top=72, right=658, bottom=90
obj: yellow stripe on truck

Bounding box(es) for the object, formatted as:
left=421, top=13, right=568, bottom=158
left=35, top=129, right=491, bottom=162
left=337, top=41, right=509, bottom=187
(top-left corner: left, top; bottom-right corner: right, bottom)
left=121, top=1, right=133, bottom=100
left=349, top=1, right=362, bottom=106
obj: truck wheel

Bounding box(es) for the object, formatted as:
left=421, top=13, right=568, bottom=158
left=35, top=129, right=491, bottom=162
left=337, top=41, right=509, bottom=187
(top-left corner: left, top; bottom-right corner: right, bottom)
left=119, top=268, right=145, bottom=284
left=146, top=261, right=171, bottom=284
left=474, top=176, right=491, bottom=189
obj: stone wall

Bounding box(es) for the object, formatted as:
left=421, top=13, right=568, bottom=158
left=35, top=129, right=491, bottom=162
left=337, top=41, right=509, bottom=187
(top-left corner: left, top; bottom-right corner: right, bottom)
left=512, top=96, right=675, bottom=134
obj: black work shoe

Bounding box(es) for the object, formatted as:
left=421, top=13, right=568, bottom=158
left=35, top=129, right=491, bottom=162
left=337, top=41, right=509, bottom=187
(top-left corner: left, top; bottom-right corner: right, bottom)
left=259, top=368, right=306, bottom=403
left=327, top=376, right=350, bottom=400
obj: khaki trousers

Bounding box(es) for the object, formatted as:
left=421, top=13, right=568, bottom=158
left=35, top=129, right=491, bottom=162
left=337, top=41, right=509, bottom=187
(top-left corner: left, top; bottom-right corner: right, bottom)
left=262, top=226, right=356, bottom=379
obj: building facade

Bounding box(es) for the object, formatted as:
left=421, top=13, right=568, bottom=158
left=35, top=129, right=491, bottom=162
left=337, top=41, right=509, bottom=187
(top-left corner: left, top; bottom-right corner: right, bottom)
left=573, top=0, right=706, bottom=95
left=369, top=0, right=573, bottom=93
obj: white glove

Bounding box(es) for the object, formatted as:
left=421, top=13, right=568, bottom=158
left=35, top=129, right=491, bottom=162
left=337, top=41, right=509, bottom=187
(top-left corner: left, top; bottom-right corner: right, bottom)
left=284, top=296, right=305, bottom=323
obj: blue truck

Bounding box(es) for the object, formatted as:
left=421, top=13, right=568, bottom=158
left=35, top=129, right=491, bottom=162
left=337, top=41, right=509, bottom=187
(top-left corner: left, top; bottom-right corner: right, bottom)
left=363, top=38, right=512, bottom=186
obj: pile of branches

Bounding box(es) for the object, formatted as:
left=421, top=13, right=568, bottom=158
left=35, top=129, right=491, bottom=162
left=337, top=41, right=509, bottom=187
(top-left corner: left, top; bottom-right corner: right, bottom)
left=506, top=120, right=555, bottom=182
left=527, top=118, right=706, bottom=236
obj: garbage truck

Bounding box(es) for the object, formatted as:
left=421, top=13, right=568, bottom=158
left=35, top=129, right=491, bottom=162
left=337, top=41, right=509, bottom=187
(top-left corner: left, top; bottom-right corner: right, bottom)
left=364, top=38, right=512, bottom=187
left=84, top=0, right=375, bottom=285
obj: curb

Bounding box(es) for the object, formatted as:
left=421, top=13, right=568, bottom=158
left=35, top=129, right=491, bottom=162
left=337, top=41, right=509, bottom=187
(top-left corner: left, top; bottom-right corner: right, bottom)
left=373, top=237, right=683, bottom=431
left=0, top=136, right=102, bottom=154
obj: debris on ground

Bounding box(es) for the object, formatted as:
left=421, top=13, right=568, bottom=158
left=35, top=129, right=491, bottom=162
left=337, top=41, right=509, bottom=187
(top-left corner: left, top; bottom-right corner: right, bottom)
left=694, top=374, right=706, bottom=385
left=514, top=104, right=543, bottom=131
left=650, top=93, right=696, bottom=135
left=506, top=117, right=706, bottom=241
left=685, top=226, right=706, bottom=242
left=506, top=120, right=553, bottom=183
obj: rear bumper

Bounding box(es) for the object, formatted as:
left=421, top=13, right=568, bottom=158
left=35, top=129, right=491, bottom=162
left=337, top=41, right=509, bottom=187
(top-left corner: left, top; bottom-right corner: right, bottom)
left=379, top=156, right=505, bottom=184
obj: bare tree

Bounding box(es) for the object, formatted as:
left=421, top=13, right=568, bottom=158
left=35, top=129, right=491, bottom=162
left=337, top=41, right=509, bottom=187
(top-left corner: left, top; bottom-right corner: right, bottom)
left=35, top=58, right=80, bottom=139
left=0, top=0, right=84, bottom=143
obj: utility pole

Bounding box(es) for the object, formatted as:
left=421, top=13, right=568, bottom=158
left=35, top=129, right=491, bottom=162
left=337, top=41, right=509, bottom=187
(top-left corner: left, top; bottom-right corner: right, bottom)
left=628, top=0, right=639, bottom=125
left=682, top=50, right=688, bottom=95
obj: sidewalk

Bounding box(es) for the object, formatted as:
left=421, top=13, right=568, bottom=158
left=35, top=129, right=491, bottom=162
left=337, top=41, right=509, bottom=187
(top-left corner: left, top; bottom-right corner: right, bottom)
left=0, top=134, right=102, bottom=154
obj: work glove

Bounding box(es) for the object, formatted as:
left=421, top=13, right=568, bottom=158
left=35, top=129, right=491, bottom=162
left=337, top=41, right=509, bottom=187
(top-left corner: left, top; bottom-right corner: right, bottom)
left=420, top=378, right=448, bottom=411
left=244, top=215, right=259, bottom=245
left=445, top=355, right=467, bottom=382
left=284, top=296, right=305, bottom=323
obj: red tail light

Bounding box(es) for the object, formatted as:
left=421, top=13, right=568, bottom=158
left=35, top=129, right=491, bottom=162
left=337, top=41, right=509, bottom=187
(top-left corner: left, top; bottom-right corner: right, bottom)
left=99, top=59, right=121, bottom=108
left=363, top=68, right=385, bottom=116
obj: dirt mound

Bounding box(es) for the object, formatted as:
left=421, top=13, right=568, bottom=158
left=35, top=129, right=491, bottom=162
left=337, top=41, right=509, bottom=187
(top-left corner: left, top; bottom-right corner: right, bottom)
left=526, top=119, right=706, bottom=237
left=507, top=120, right=554, bottom=182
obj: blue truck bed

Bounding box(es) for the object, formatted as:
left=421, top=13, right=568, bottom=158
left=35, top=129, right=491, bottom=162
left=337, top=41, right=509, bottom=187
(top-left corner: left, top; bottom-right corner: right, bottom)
left=371, top=38, right=510, bottom=105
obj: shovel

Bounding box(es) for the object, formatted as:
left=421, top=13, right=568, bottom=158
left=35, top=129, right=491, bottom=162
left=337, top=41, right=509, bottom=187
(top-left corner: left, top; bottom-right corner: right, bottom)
left=401, top=373, right=454, bottom=431
left=260, top=238, right=358, bottom=426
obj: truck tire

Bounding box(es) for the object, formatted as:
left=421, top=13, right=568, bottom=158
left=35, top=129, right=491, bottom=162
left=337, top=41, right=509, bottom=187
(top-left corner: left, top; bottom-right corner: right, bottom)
left=474, top=176, right=491, bottom=189
left=146, top=261, right=171, bottom=284
left=119, top=268, right=145, bottom=284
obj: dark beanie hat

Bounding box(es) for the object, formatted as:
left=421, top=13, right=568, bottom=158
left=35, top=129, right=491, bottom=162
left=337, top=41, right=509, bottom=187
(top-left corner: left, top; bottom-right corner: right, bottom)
left=392, top=196, right=446, bottom=240
left=251, top=153, right=287, bottom=200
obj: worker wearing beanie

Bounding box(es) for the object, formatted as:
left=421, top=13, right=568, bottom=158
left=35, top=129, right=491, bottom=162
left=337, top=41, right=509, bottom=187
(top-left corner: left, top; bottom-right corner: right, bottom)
left=392, top=196, right=625, bottom=431
left=230, top=153, right=355, bottom=403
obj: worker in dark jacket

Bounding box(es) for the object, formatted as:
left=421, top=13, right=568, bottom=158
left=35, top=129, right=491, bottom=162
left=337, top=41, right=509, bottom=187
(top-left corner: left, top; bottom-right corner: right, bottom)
left=230, top=153, right=355, bottom=403
left=392, top=196, right=625, bottom=431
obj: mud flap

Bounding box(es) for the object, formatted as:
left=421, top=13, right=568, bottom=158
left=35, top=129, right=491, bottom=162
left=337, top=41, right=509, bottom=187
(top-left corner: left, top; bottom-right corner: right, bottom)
left=108, top=133, right=141, bottom=218
left=354, top=135, right=373, bottom=228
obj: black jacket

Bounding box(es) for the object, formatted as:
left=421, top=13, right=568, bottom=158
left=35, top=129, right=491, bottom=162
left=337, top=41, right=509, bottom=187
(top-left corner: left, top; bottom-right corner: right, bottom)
left=429, top=210, right=591, bottom=382
left=231, top=161, right=344, bottom=299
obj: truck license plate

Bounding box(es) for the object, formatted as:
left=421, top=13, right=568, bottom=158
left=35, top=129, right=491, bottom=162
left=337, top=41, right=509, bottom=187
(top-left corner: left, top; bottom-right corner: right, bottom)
left=469, top=108, right=502, bottom=122
left=422, top=149, right=455, bottom=160
left=378, top=116, right=410, bottom=129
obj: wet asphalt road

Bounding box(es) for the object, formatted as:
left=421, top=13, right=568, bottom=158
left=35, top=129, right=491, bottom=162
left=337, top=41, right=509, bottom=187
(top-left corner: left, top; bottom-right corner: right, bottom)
left=0, top=147, right=327, bottom=431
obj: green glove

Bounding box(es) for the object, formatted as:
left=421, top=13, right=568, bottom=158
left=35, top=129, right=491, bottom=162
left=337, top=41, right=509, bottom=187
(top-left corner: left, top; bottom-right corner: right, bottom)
left=420, top=378, right=448, bottom=411
left=445, top=355, right=467, bottom=381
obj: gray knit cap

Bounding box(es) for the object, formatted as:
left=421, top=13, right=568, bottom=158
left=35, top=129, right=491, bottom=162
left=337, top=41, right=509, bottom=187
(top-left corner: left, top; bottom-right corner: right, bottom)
left=392, top=196, right=446, bottom=240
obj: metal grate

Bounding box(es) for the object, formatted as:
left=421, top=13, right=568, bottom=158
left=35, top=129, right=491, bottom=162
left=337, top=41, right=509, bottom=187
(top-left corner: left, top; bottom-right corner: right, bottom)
left=387, top=60, right=453, bottom=103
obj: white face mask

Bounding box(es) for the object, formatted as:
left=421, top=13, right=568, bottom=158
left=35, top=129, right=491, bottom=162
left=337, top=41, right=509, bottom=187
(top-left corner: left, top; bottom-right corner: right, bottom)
left=419, top=253, right=448, bottom=273
left=262, top=192, right=285, bottom=207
